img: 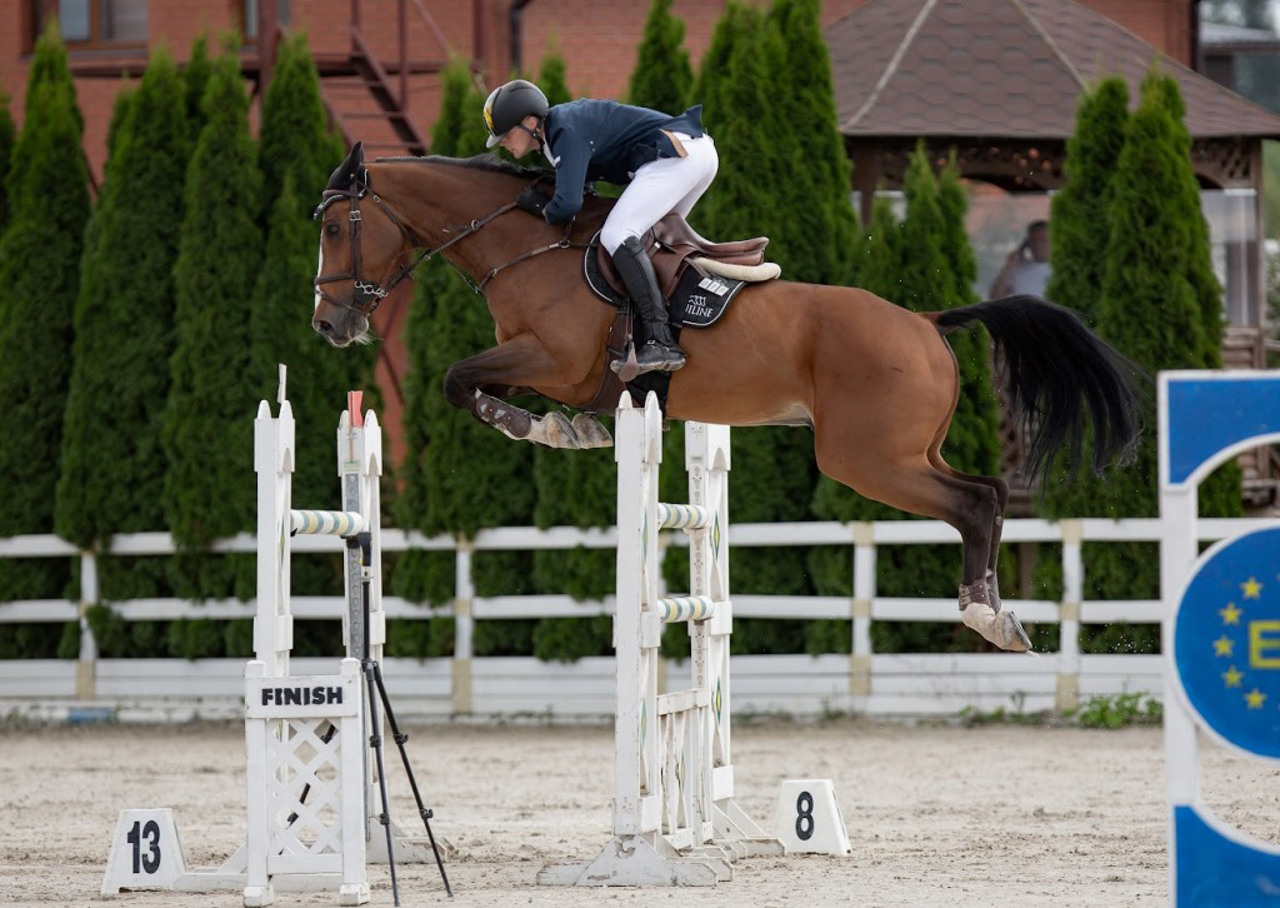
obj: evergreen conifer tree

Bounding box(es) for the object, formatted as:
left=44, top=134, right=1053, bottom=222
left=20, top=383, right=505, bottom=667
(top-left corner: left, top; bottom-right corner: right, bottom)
left=540, top=48, right=571, bottom=106
left=1153, top=72, right=1230, bottom=370
left=183, top=34, right=213, bottom=149
left=0, top=26, right=90, bottom=607
left=1045, top=77, right=1128, bottom=325
left=628, top=0, right=693, bottom=115
left=697, top=4, right=772, bottom=244
left=55, top=47, right=188, bottom=608
left=0, top=91, right=15, bottom=232
left=852, top=194, right=904, bottom=298
left=767, top=0, right=858, bottom=284
left=162, top=46, right=263, bottom=600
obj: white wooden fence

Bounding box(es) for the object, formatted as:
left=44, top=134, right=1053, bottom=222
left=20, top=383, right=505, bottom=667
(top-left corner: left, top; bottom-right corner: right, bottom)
left=3, top=517, right=1273, bottom=721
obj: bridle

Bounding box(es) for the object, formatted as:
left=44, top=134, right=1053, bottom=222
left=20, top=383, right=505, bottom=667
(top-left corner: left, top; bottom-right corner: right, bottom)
left=312, top=171, right=582, bottom=317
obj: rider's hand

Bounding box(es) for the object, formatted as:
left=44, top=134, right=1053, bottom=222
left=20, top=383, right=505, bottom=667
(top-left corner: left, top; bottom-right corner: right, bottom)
left=515, top=185, right=552, bottom=218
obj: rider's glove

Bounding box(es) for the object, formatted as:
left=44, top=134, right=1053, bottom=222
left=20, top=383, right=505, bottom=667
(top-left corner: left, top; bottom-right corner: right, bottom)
left=515, top=185, right=552, bottom=218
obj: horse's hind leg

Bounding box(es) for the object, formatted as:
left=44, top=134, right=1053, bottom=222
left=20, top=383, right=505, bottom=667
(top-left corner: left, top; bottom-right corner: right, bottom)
left=819, top=450, right=1029, bottom=652
left=929, top=455, right=1010, bottom=612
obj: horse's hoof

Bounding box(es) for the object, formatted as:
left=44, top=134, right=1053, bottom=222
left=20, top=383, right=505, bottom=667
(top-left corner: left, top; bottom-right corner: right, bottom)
left=571, top=414, right=613, bottom=449
left=536, top=411, right=581, bottom=449
left=961, top=602, right=1031, bottom=652
left=997, top=611, right=1031, bottom=652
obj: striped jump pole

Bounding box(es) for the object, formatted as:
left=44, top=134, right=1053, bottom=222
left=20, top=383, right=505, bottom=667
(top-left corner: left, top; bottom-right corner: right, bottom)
left=540, top=392, right=782, bottom=888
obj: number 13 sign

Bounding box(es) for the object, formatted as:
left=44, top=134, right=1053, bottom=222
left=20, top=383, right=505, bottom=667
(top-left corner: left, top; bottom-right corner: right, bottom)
left=101, top=808, right=189, bottom=894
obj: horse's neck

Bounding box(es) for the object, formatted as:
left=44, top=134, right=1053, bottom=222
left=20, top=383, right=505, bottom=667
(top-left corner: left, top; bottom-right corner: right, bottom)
left=373, top=162, right=547, bottom=282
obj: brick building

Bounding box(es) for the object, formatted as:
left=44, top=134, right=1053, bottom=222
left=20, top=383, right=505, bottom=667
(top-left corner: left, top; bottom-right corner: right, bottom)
left=3, top=1, right=1201, bottom=185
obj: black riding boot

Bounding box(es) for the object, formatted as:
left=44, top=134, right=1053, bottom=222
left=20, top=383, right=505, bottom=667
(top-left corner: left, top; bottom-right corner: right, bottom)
left=611, top=236, right=686, bottom=375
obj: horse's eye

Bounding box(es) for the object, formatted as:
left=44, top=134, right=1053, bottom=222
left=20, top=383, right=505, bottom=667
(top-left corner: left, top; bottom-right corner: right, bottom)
left=325, top=222, right=341, bottom=237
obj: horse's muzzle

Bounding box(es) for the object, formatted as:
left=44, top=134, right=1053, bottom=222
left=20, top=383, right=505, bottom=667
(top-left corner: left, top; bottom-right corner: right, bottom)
left=312, top=305, right=366, bottom=348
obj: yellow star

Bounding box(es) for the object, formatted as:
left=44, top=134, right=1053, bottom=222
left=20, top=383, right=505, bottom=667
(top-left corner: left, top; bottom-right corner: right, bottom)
left=1220, top=602, right=1243, bottom=625
left=1222, top=666, right=1244, bottom=687
left=1242, top=577, right=1263, bottom=599
left=1214, top=636, right=1235, bottom=657
left=1245, top=688, right=1267, bottom=709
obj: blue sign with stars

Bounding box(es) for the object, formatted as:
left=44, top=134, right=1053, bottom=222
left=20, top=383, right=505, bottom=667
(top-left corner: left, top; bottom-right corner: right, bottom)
left=1173, top=526, right=1280, bottom=759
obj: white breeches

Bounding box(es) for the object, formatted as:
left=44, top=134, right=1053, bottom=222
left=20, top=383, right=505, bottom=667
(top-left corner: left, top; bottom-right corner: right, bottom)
left=600, top=133, right=718, bottom=254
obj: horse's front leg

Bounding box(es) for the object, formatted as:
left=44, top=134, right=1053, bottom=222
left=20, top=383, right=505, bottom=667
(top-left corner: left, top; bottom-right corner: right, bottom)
left=443, top=337, right=611, bottom=450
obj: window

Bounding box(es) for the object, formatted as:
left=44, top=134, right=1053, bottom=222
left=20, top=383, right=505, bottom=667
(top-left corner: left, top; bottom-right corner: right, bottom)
left=242, top=0, right=291, bottom=39
left=41, top=0, right=147, bottom=46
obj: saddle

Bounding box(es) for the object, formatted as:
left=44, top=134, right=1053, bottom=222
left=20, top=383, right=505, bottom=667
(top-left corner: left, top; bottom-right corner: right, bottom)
left=595, top=214, right=777, bottom=299
left=577, top=215, right=780, bottom=415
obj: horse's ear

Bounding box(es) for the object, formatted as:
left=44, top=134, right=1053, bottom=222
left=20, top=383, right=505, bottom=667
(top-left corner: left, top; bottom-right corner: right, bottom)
left=326, top=141, right=368, bottom=192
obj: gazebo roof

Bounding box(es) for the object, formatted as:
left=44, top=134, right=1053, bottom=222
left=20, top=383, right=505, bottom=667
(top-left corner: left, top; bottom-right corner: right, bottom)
left=826, top=0, right=1280, bottom=140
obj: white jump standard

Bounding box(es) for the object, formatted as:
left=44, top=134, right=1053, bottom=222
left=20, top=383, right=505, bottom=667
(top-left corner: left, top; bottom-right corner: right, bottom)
left=540, top=392, right=783, bottom=887
left=105, top=382, right=448, bottom=905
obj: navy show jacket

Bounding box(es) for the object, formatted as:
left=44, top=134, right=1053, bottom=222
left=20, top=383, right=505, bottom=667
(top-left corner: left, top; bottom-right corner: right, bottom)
left=539, top=99, right=705, bottom=224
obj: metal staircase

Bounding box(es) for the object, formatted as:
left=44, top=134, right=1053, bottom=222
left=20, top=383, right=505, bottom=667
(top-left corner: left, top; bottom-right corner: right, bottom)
left=257, top=0, right=461, bottom=158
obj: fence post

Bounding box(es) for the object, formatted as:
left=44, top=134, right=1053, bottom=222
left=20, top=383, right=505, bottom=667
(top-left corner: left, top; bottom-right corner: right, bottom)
left=850, top=522, right=875, bottom=700
left=453, top=542, right=474, bottom=714
left=1057, top=519, right=1083, bottom=711
left=76, top=550, right=98, bottom=700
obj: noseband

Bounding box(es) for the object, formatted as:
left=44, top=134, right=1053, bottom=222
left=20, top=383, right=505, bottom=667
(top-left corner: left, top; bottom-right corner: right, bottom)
left=312, top=175, right=574, bottom=318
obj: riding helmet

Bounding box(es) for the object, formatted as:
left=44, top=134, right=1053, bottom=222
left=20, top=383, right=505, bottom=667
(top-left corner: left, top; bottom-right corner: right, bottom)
left=483, top=79, right=550, bottom=148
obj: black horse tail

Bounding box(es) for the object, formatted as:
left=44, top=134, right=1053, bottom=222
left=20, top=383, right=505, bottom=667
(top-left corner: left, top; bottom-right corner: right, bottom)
left=931, top=294, right=1142, bottom=484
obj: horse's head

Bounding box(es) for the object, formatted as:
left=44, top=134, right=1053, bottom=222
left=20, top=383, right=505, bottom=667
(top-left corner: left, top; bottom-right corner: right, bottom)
left=312, top=142, right=416, bottom=347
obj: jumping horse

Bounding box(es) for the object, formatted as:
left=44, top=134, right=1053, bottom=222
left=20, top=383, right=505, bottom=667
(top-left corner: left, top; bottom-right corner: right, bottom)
left=312, top=143, right=1140, bottom=652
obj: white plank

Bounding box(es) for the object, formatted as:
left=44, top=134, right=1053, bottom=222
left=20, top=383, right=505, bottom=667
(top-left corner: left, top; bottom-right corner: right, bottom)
left=872, top=598, right=1059, bottom=622
left=0, top=601, right=79, bottom=622
left=871, top=674, right=1058, bottom=696
left=1079, top=600, right=1165, bottom=623
left=0, top=534, right=78, bottom=557
left=872, top=653, right=1061, bottom=675
left=864, top=693, right=1058, bottom=716
left=732, top=595, right=852, bottom=619
left=473, top=595, right=614, bottom=619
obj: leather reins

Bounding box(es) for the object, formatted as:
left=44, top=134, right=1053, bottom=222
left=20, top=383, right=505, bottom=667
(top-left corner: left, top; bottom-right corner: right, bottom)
left=312, top=177, right=582, bottom=315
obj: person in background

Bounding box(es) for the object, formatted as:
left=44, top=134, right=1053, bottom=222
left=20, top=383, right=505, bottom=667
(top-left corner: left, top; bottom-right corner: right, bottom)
left=989, top=219, right=1051, bottom=299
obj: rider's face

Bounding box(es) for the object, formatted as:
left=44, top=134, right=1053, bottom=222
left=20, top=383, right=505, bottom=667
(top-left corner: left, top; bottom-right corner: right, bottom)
left=498, top=116, right=541, bottom=158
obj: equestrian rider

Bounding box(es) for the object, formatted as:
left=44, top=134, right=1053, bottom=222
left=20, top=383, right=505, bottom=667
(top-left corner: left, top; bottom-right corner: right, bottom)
left=482, top=79, right=718, bottom=376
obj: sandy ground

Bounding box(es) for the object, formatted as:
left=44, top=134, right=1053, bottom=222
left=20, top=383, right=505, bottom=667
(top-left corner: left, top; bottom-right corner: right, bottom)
left=2, top=718, right=1278, bottom=908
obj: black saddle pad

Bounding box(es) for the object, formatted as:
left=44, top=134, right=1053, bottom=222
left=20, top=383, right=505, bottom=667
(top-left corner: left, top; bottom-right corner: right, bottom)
left=583, top=233, right=748, bottom=329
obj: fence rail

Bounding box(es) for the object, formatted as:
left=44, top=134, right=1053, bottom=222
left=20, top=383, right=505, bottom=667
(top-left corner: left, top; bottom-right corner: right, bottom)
left=2, top=517, right=1273, bottom=720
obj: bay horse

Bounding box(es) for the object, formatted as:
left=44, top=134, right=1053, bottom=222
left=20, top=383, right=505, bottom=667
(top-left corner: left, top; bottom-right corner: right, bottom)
left=311, top=143, right=1139, bottom=653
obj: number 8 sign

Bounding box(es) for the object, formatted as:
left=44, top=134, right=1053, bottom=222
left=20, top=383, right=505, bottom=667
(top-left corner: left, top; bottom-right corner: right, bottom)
left=102, top=808, right=190, bottom=894
left=773, top=779, right=852, bottom=856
